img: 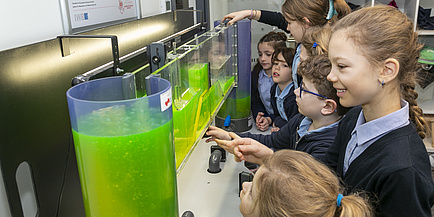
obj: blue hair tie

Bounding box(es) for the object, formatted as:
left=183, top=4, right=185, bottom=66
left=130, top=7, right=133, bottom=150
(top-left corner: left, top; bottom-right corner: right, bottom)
left=313, top=42, right=318, bottom=48
left=336, top=193, right=344, bottom=207
left=326, top=0, right=338, bottom=20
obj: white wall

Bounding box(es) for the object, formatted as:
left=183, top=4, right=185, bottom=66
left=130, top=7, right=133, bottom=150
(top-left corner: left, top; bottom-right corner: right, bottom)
left=0, top=0, right=64, bottom=51
left=209, top=0, right=286, bottom=63
left=0, top=0, right=178, bottom=52
left=140, top=0, right=170, bottom=18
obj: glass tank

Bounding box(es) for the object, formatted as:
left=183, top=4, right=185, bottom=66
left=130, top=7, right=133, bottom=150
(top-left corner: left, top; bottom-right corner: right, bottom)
left=131, top=23, right=238, bottom=170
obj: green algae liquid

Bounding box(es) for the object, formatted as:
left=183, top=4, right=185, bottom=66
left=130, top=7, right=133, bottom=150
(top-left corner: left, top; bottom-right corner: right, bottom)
left=72, top=120, right=178, bottom=217
left=218, top=96, right=251, bottom=119
left=170, top=63, right=235, bottom=169
left=173, top=88, right=201, bottom=168
left=188, top=63, right=209, bottom=91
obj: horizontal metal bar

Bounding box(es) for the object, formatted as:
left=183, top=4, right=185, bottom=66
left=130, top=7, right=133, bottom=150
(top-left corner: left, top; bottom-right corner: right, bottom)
left=80, top=23, right=203, bottom=77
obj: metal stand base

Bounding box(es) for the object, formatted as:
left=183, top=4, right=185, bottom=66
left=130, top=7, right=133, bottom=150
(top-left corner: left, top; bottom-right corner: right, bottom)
left=215, top=114, right=253, bottom=132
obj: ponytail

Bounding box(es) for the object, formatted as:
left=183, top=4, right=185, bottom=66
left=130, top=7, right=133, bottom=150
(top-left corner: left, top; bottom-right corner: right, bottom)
left=336, top=194, right=374, bottom=217
left=333, top=0, right=352, bottom=21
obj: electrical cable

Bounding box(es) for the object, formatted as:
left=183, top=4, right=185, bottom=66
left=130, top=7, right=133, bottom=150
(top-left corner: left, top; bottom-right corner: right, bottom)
left=55, top=133, right=72, bottom=217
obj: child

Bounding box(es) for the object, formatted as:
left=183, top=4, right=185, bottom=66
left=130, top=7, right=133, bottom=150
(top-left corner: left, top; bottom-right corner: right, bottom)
left=207, top=54, right=349, bottom=163
left=324, top=5, right=434, bottom=216
left=251, top=31, right=287, bottom=131
left=239, top=150, right=373, bottom=217
left=269, top=46, right=298, bottom=130
left=222, top=0, right=351, bottom=89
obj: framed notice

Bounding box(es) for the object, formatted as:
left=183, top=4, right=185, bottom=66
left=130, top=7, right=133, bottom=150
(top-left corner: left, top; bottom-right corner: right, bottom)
left=67, top=0, right=138, bottom=32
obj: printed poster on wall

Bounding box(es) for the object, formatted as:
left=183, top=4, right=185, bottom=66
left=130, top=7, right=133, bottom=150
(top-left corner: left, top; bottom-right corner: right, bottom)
left=68, top=0, right=137, bottom=29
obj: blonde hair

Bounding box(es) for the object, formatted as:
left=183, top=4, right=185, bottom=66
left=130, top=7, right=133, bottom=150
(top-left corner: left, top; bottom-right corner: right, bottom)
left=281, top=0, right=351, bottom=27
left=252, top=150, right=373, bottom=217
left=301, top=26, right=331, bottom=56
left=331, top=5, right=427, bottom=138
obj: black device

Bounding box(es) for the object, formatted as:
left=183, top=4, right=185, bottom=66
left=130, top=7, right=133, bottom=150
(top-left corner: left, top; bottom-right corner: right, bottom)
left=238, top=171, right=254, bottom=195
left=244, top=161, right=258, bottom=170
left=181, top=210, right=195, bottom=217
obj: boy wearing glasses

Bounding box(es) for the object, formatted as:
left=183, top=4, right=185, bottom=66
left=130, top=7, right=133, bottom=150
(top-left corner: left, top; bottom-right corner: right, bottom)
left=207, top=54, right=350, bottom=162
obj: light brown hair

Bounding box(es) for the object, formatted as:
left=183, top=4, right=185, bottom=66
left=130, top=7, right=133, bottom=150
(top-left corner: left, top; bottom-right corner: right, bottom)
left=281, top=0, right=351, bottom=27
left=331, top=5, right=427, bottom=138
left=252, top=150, right=373, bottom=217
left=298, top=54, right=350, bottom=116
left=301, top=26, right=332, bottom=56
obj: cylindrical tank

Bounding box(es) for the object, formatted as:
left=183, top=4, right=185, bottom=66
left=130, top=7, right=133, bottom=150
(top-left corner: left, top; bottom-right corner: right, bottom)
left=66, top=76, right=178, bottom=217
left=217, top=19, right=252, bottom=131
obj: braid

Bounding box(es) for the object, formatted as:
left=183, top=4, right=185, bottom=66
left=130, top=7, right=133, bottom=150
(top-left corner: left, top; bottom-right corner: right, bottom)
left=401, top=80, right=427, bottom=139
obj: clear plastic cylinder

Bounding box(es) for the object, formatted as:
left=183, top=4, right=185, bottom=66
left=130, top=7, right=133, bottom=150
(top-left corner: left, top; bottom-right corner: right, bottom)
left=218, top=20, right=251, bottom=119
left=66, top=76, right=178, bottom=217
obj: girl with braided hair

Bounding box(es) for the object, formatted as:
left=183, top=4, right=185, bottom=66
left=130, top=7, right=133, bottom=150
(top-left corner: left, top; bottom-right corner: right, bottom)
left=325, top=5, right=434, bottom=216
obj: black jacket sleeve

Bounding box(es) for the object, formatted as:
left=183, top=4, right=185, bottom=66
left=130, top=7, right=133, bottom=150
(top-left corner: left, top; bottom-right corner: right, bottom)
left=269, top=84, right=278, bottom=123
left=283, top=87, right=298, bottom=124
left=237, top=114, right=304, bottom=149
left=251, top=70, right=268, bottom=119
left=272, top=85, right=298, bottom=128
left=258, top=10, right=289, bottom=33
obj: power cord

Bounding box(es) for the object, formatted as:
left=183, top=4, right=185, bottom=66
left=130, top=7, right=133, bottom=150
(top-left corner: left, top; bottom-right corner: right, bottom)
left=55, top=133, right=72, bottom=217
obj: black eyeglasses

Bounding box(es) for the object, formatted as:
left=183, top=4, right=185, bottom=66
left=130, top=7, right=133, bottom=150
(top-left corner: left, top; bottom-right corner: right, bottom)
left=300, top=80, right=329, bottom=99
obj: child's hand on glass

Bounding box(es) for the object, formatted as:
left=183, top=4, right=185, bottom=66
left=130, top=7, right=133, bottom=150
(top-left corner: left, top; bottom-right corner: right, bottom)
left=205, top=126, right=232, bottom=142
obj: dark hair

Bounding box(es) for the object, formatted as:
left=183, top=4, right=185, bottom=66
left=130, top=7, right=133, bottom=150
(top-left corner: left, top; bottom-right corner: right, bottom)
left=271, top=46, right=295, bottom=67
left=297, top=54, right=351, bottom=116
left=253, top=31, right=289, bottom=85
left=258, top=31, right=288, bottom=48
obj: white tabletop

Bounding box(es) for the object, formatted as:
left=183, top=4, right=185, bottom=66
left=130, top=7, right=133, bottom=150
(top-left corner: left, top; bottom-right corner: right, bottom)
left=177, top=124, right=270, bottom=217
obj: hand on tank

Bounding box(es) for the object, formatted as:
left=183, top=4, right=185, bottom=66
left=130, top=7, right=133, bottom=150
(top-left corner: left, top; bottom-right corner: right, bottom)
left=221, top=10, right=251, bottom=26
left=205, top=126, right=232, bottom=142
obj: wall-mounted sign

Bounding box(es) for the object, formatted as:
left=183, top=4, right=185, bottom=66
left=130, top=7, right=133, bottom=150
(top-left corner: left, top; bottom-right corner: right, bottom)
left=67, top=0, right=138, bottom=31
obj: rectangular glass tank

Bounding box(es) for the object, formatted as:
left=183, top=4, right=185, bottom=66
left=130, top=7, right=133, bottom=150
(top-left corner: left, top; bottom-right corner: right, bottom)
left=132, top=24, right=238, bottom=170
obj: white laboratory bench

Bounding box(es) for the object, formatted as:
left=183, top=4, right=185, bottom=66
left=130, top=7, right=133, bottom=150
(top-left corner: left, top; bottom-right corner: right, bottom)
left=177, top=124, right=270, bottom=217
